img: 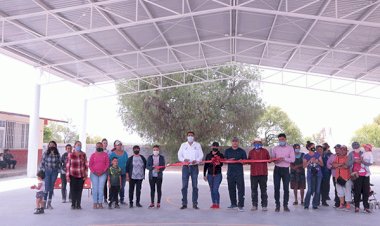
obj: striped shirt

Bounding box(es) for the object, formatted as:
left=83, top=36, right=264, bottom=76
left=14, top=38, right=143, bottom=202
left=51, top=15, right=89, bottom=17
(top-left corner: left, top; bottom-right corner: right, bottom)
left=66, top=151, right=88, bottom=179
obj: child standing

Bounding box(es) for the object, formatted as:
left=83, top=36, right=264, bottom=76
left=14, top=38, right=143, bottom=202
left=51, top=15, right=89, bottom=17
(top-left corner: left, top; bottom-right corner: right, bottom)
left=31, top=170, right=45, bottom=214
left=108, top=157, right=122, bottom=209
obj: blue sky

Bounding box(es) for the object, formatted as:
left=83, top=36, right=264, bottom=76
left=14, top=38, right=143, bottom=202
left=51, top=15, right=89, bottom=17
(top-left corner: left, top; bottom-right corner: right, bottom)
left=0, top=53, right=379, bottom=145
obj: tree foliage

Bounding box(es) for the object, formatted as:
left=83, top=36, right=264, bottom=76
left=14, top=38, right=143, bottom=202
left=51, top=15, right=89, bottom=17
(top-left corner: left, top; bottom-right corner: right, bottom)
left=117, top=65, right=265, bottom=158
left=86, top=135, right=103, bottom=144
left=352, top=115, right=380, bottom=147
left=257, top=106, right=303, bottom=146
left=43, top=120, right=78, bottom=144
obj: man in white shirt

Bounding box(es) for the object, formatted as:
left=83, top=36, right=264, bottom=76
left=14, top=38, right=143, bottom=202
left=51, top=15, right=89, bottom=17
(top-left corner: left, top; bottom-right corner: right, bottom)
left=178, top=131, right=204, bottom=209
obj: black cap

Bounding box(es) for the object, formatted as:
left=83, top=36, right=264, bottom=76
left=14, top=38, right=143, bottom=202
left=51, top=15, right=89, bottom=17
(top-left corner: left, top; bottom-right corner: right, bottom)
left=334, top=144, right=341, bottom=148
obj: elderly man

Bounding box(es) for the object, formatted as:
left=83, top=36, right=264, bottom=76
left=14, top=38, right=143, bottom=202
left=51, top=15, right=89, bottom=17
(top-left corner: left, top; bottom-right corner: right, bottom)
left=272, top=133, right=295, bottom=212
left=248, top=138, right=270, bottom=211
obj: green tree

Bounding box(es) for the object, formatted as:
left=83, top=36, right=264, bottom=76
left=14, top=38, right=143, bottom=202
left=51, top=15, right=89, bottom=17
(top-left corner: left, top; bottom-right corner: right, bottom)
left=257, top=106, right=303, bottom=146
left=86, top=135, right=103, bottom=144
left=43, top=126, right=52, bottom=143
left=45, top=120, right=79, bottom=144
left=352, top=115, right=380, bottom=147
left=117, top=65, right=265, bottom=159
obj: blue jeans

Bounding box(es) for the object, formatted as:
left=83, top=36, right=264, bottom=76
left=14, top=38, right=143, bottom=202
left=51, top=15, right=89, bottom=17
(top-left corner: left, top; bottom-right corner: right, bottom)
left=120, top=174, right=127, bottom=203
left=207, top=174, right=222, bottom=204
left=304, top=174, right=322, bottom=208
left=90, top=172, right=107, bottom=204
left=44, top=168, right=59, bottom=201
left=181, top=165, right=199, bottom=206
left=273, top=166, right=290, bottom=207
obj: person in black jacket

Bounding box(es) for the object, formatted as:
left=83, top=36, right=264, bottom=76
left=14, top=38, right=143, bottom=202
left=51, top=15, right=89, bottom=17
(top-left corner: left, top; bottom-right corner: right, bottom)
left=126, top=145, right=147, bottom=208
left=146, top=145, right=166, bottom=208
left=203, top=142, right=224, bottom=209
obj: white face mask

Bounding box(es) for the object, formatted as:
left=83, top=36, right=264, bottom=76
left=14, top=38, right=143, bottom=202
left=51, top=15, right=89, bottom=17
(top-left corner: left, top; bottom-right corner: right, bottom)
left=187, top=136, right=194, bottom=143
left=153, top=151, right=159, bottom=156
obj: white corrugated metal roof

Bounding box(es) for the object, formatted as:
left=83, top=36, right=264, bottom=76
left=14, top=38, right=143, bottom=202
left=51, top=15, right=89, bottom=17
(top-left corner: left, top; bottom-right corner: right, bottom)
left=0, top=0, right=379, bottom=86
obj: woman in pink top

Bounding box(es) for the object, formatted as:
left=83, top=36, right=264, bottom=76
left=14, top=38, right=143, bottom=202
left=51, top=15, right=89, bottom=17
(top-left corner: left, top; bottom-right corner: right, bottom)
left=89, top=142, right=110, bottom=209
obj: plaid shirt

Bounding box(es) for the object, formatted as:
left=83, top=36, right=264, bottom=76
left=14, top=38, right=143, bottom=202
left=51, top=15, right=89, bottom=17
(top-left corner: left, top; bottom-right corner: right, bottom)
left=60, top=152, right=70, bottom=174
left=66, top=151, right=88, bottom=179
left=40, top=151, right=61, bottom=171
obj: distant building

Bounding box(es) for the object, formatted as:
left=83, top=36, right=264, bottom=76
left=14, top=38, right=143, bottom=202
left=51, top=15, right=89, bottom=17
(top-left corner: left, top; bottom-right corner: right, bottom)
left=0, top=111, right=66, bottom=166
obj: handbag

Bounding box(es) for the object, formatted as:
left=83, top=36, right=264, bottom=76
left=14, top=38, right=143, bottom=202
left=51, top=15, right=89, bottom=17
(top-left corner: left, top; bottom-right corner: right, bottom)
left=336, top=176, right=346, bottom=186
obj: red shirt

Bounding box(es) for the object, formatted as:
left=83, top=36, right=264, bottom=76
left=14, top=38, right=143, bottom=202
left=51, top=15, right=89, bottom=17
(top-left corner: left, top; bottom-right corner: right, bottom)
left=66, top=152, right=88, bottom=180
left=248, top=148, right=270, bottom=176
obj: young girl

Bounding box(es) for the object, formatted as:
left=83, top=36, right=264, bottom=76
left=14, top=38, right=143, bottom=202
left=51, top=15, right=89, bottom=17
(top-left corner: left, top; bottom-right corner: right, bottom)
left=31, top=170, right=45, bottom=214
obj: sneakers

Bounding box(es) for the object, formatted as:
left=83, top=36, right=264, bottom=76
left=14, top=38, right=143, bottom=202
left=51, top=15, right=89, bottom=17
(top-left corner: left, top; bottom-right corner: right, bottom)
left=262, top=206, right=268, bottom=211
left=193, top=204, right=199, bottom=209
left=136, top=203, right=143, bottom=208
left=180, top=205, right=187, bottom=210
left=355, top=207, right=360, bottom=213
left=214, top=204, right=220, bottom=209
left=227, top=205, right=237, bottom=210
left=364, top=208, right=371, bottom=213
left=33, top=208, right=44, bottom=214
left=238, top=207, right=245, bottom=212
left=251, top=206, right=258, bottom=211
left=275, top=206, right=280, bottom=212
left=283, top=206, right=290, bottom=212
left=114, top=204, right=120, bottom=209
left=210, top=204, right=216, bottom=209
left=312, top=206, right=318, bottom=210
left=322, top=202, right=329, bottom=207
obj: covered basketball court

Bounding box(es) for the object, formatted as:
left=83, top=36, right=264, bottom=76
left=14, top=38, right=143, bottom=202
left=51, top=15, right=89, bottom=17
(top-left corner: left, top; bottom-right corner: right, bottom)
left=1, top=0, right=380, bottom=175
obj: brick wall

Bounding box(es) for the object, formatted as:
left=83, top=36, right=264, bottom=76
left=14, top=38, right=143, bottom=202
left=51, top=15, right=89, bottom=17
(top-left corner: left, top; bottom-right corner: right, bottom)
left=7, top=149, right=43, bottom=167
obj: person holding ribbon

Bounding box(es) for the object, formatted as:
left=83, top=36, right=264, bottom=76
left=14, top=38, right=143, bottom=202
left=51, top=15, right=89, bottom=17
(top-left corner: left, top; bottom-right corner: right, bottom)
left=147, top=145, right=166, bottom=209
left=272, top=133, right=295, bottom=212
left=203, top=142, right=224, bottom=209
left=248, top=138, right=270, bottom=211
left=224, top=137, right=247, bottom=212
left=178, top=131, right=204, bottom=210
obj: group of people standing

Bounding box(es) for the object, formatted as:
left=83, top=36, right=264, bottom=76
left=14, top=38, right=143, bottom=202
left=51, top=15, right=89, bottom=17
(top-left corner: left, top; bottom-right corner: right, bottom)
left=179, top=131, right=374, bottom=214
left=30, top=131, right=374, bottom=215
left=31, top=139, right=166, bottom=214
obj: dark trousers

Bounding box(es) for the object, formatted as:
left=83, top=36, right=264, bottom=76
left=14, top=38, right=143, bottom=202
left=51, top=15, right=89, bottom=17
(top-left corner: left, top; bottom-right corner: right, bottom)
left=120, top=174, right=127, bottom=203
left=109, top=185, right=120, bottom=205
left=354, top=176, right=370, bottom=209
left=129, top=179, right=143, bottom=205
left=227, top=173, right=245, bottom=207
left=6, top=160, right=16, bottom=169
left=321, top=173, right=331, bottom=203
left=332, top=177, right=340, bottom=207
left=250, top=175, right=268, bottom=207
left=104, top=177, right=108, bottom=202
left=149, top=177, right=163, bottom=203
left=273, top=166, right=290, bottom=207
left=70, top=176, right=84, bottom=208
left=61, top=174, right=71, bottom=201
left=181, top=165, right=199, bottom=206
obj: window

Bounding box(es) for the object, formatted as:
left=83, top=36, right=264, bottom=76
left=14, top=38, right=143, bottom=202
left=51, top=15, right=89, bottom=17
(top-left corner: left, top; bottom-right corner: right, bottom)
left=0, top=128, right=5, bottom=148
left=4, top=121, right=29, bottom=149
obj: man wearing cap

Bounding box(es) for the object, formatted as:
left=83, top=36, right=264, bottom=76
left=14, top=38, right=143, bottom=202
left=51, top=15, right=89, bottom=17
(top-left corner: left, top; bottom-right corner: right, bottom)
left=271, top=133, right=295, bottom=212
left=327, top=144, right=341, bottom=208
left=178, top=131, right=204, bottom=210
left=248, top=138, right=270, bottom=211
left=320, top=143, right=333, bottom=206
left=224, top=137, right=247, bottom=212
left=109, top=140, right=129, bottom=205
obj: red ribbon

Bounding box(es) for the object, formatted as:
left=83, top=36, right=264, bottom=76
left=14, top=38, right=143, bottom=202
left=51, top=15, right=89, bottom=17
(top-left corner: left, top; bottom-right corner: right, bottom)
left=154, top=157, right=280, bottom=169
